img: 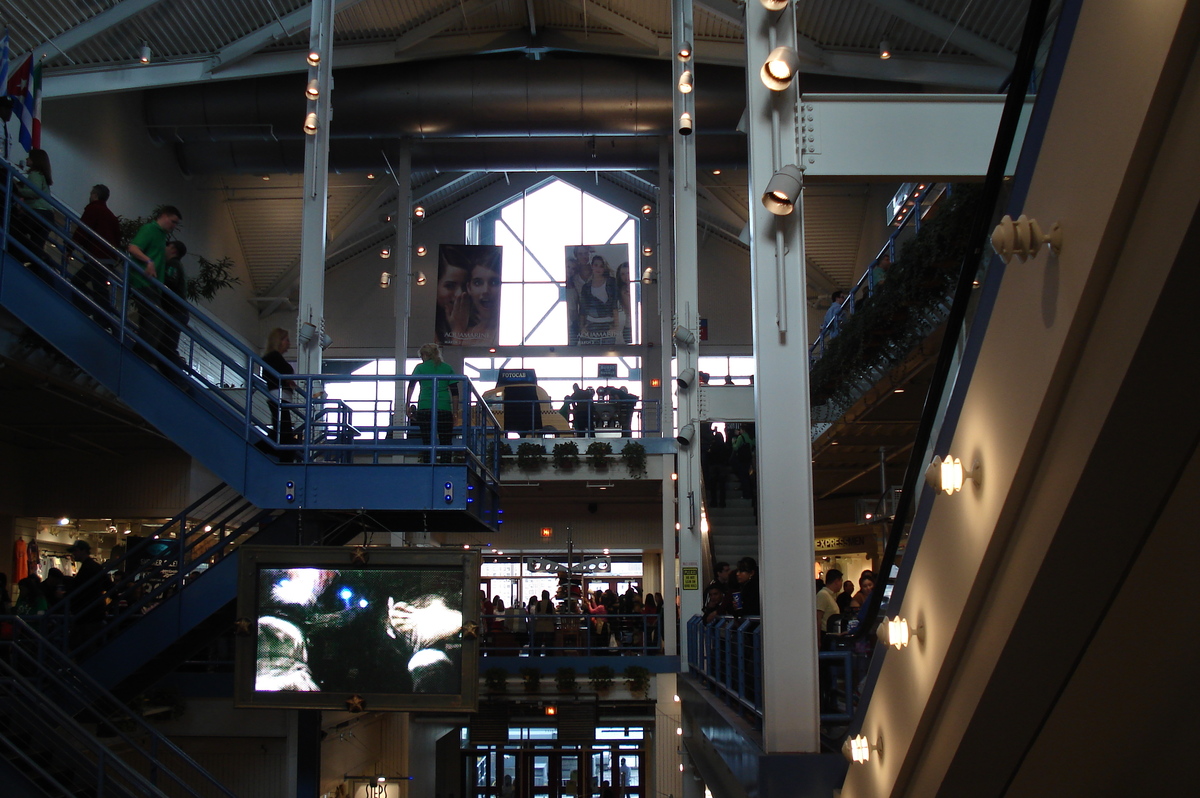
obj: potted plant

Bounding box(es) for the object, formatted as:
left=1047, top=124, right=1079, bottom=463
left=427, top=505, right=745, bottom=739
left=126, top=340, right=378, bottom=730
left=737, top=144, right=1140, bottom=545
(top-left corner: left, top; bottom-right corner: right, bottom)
left=623, top=665, right=651, bottom=697
left=555, top=667, right=578, bottom=694
left=484, top=667, right=509, bottom=694
left=520, top=667, right=542, bottom=693
left=585, top=441, right=613, bottom=469
left=619, top=441, right=647, bottom=478
left=587, top=665, right=615, bottom=694
left=516, top=442, right=546, bottom=471
left=552, top=441, right=581, bottom=470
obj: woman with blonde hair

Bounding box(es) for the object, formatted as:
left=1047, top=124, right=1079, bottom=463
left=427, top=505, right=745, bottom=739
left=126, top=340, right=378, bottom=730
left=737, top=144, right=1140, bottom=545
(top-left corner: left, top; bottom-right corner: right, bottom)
left=11, top=148, right=55, bottom=266
left=405, top=343, right=460, bottom=462
left=263, top=328, right=298, bottom=461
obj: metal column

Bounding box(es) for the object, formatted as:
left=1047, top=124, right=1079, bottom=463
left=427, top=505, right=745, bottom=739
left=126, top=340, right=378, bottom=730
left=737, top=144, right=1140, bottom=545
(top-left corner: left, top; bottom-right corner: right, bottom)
left=296, top=0, right=335, bottom=374
left=393, top=142, right=413, bottom=429
left=744, top=0, right=820, bottom=752
left=672, top=0, right=703, bottom=657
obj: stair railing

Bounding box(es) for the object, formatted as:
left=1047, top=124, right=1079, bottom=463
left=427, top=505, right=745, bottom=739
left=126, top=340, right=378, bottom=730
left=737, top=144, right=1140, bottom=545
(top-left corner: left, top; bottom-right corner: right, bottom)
left=1, top=159, right=503, bottom=474
left=0, top=616, right=238, bottom=797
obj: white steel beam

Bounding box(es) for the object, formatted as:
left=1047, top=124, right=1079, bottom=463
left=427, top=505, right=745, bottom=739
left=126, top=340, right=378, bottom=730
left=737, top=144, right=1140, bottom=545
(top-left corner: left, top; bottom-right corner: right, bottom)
left=38, top=0, right=166, bottom=58
left=799, top=94, right=1033, bottom=177
left=744, top=0, right=820, bottom=753
left=208, top=0, right=372, bottom=75
left=559, top=0, right=662, bottom=52
left=395, top=0, right=506, bottom=55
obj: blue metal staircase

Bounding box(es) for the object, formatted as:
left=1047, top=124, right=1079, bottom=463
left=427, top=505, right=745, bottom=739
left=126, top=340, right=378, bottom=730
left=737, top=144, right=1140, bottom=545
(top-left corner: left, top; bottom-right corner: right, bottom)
left=0, top=156, right=501, bottom=528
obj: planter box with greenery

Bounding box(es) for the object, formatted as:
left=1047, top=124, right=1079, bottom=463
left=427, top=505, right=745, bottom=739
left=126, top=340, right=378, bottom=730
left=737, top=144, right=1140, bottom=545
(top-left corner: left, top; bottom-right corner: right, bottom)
left=552, top=441, right=581, bottom=470
left=516, top=442, right=547, bottom=471
left=587, top=665, right=615, bottom=694
left=623, top=666, right=651, bottom=697
left=554, top=667, right=578, bottom=694
left=484, top=667, right=509, bottom=694
left=520, top=667, right=542, bottom=692
left=619, top=441, right=647, bottom=478
left=585, top=441, right=613, bottom=469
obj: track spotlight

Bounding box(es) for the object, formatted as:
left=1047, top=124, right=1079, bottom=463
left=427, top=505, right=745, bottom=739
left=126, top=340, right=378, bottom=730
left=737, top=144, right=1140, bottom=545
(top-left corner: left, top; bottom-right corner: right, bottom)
left=642, top=245, right=653, bottom=256
left=303, top=112, right=319, bottom=135
left=416, top=245, right=428, bottom=257
left=139, top=43, right=151, bottom=64
left=319, top=332, right=333, bottom=351
left=879, top=40, right=892, bottom=60
left=307, top=50, right=320, bottom=67
left=678, top=112, right=693, bottom=136
left=677, top=367, right=697, bottom=390
left=761, top=0, right=790, bottom=10
left=305, top=79, right=319, bottom=100
left=641, top=204, right=653, bottom=216
left=414, top=206, right=426, bottom=218
left=677, top=423, right=696, bottom=447
left=761, top=46, right=800, bottom=91
left=761, top=164, right=804, bottom=215
left=379, top=247, right=392, bottom=259
left=379, top=272, right=392, bottom=288
left=678, top=70, right=693, bottom=94
left=416, top=272, right=428, bottom=286
left=673, top=325, right=696, bottom=346
left=641, top=267, right=655, bottom=285
left=677, top=42, right=692, bottom=61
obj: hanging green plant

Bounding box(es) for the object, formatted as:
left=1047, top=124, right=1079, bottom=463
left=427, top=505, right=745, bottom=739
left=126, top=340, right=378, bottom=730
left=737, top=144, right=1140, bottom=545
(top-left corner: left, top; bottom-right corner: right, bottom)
left=623, top=665, right=651, bottom=697
left=585, top=441, right=613, bottom=469
left=520, top=667, right=542, bottom=692
left=516, top=442, right=546, bottom=471
left=554, top=667, right=578, bottom=693
left=619, top=441, right=647, bottom=478
left=587, top=665, right=615, bottom=693
left=484, top=667, right=509, bottom=693
left=552, top=441, right=581, bottom=470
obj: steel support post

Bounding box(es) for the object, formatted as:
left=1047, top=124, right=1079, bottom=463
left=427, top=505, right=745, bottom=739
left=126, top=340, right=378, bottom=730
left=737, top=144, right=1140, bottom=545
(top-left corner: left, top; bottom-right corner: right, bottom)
left=393, top=143, right=413, bottom=431
left=744, top=0, right=820, bottom=752
left=672, top=0, right=703, bottom=662
left=296, top=0, right=335, bottom=374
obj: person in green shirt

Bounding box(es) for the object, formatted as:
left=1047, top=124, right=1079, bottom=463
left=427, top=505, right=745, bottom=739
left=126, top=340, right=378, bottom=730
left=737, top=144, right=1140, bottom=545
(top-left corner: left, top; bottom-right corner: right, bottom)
left=405, top=343, right=460, bottom=463
left=126, top=205, right=182, bottom=349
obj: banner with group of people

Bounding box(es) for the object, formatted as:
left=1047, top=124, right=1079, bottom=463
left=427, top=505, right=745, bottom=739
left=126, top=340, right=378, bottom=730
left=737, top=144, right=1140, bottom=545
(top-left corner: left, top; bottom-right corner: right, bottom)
left=565, top=243, right=632, bottom=346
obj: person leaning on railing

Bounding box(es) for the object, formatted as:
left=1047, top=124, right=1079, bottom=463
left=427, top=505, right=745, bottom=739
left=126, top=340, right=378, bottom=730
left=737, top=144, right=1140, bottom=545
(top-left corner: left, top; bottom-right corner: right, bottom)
left=9, top=148, right=55, bottom=269
left=405, top=343, right=461, bottom=464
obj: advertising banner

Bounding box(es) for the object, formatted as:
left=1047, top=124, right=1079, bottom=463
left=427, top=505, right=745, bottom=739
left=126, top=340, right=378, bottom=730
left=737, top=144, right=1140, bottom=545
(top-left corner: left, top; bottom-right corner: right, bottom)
left=564, top=243, right=631, bottom=345
left=435, top=244, right=503, bottom=347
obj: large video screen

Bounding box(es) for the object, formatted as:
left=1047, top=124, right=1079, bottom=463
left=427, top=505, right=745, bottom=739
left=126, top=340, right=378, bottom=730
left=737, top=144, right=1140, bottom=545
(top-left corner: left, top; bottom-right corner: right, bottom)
left=235, top=546, right=480, bottom=712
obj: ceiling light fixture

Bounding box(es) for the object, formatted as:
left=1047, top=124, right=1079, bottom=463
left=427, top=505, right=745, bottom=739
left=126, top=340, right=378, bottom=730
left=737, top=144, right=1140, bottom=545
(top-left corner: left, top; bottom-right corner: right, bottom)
left=761, top=46, right=800, bottom=91
left=306, top=50, right=320, bottom=67
left=414, top=206, right=426, bottom=218
left=879, top=40, right=892, bottom=60
left=303, top=112, right=318, bottom=135
left=678, top=112, right=693, bottom=136
left=416, top=245, right=428, bottom=257
left=139, top=43, right=152, bottom=64
left=305, top=79, right=319, bottom=100
left=379, top=247, right=392, bottom=259
left=415, top=272, right=427, bottom=286
left=760, top=0, right=790, bottom=10
left=678, top=70, right=693, bottom=94
left=641, top=204, right=653, bottom=216
left=762, top=164, right=804, bottom=215
left=379, top=272, right=392, bottom=289
left=677, top=42, right=692, bottom=61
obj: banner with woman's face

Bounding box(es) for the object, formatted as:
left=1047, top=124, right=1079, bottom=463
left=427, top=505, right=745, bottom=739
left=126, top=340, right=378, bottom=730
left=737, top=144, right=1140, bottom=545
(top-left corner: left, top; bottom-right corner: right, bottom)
left=564, top=243, right=631, bottom=346
left=435, top=245, right=503, bottom=347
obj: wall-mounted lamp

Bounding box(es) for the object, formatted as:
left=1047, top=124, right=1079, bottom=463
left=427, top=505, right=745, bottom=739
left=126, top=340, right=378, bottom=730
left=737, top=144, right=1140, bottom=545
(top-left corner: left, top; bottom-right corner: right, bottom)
left=677, top=42, right=692, bottom=61
left=990, top=214, right=1062, bottom=263
left=760, top=46, right=800, bottom=91
left=139, top=43, right=152, bottom=64
left=414, top=206, right=426, bottom=218
left=641, top=267, right=655, bottom=285
left=416, top=271, right=427, bottom=286
left=678, top=70, right=693, bottom=94
left=379, top=272, right=392, bottom=288
left=677, top=423, right=696, bottom=447
left=641, top=204, right=653, bottom=216
left=673, top=325, right=696, bottom=346
left=306, top=50, right=321, bottom=67
left=642, top=245, right=654, bottom=256
left=303, top=112, right=318, bottom=135
left=677, top=367, right=697, bottom=390
left=879, top=40, right=892, bottom=60
left=678, top=112, right=693, bottom=136
left=843, top=733, right=883, bottom=764
left=924, top=455, right=980, bottom=495
left=416, top=245, right=428, bottom=257
left=880, top=616, right=923, bottom=649
left=762, top=164, right=804, bottom=215
left=379, top=247, right=392, bottom=259
left=305, top=79, right=319, bottom=100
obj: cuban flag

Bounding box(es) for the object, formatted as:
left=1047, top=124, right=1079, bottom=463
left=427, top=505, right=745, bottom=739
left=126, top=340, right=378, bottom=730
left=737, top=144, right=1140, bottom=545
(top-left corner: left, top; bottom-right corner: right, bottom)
left=5, top=52, right=40, bottom=151
left=0, top=30, right=10, bottom=92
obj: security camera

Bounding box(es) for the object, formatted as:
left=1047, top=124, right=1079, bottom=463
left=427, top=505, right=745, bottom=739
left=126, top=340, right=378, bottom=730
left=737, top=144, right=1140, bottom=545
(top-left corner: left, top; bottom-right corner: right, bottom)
left=677, top=423, right=696, bottom=446
left=677, top=367, right=697, bottom=390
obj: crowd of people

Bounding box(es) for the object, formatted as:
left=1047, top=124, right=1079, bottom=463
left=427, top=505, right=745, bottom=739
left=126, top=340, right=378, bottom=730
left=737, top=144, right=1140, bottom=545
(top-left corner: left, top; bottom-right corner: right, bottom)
left=0, top=540, right=114, bottom=645
left=700, top=422, right=756, bottom=512
left=480, top=585, right=665, bottom=655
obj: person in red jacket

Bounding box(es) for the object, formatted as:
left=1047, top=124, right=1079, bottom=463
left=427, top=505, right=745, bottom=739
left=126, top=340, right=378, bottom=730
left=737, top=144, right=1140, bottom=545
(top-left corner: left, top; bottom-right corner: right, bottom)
left=71, top=184, right=122, bottom=318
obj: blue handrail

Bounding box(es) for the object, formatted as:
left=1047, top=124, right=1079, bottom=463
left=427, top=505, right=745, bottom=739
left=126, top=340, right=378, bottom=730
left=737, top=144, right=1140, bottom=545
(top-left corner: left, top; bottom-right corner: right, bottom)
left=0, top=155, right=504, bottom=476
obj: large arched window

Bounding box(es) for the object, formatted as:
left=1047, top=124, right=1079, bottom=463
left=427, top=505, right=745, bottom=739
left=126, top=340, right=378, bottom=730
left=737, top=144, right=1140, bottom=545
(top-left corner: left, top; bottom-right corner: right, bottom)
left=468, top=178, right=640, bottom=346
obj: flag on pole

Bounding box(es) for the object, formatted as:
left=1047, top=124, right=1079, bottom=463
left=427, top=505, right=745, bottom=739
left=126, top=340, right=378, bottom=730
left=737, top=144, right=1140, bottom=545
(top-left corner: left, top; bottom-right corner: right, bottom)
left=5, top=53, right=40, bottom=151
left=0, top=30, right=11, bottom=92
